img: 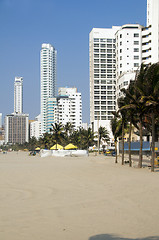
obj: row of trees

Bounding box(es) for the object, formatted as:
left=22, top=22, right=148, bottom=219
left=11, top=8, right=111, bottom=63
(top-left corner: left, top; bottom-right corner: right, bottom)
left=2, top=123, right=110, bottom=152
left=111, top=63, right=159, bottom=172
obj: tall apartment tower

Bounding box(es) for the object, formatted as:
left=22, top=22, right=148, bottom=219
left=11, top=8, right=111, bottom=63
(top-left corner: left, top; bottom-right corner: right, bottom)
left=14, top=77, right=23, bottom=114
left=142, top=0, right=159, bottom=64
left=40, top=43, right=57, bottom=134
left=89, top=27, right=120, bottom=134
left=116, top=24, right=142, bottom=100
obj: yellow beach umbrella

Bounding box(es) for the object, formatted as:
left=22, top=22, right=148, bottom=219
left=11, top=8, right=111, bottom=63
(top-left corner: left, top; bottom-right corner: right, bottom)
left=65, top=143, right=78, bottom=150
left=50, top=144, right=63, bottom=150
left=35, top=147, right=40, bottom=150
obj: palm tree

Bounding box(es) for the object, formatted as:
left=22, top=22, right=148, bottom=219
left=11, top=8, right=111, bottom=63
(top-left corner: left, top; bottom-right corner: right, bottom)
left=82, top=128, right=95, bottom=150
left=50, top=123, right=64, bottom=149
left=139, top=63, right=159, bottom=171
left=118, top=97, right=129, bottom=165
left=39, top=132, right=53, bottom=149
left=121, top=81, right=138, bottom=167
left=120, top=64, right=148, bottom=168
left=111, top=114, right=122, bottom=163
left=98, top=126, right=110, bottom=149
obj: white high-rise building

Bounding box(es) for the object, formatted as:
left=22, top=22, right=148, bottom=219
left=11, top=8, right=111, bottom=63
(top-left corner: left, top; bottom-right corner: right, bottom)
left=56, top=87, right=82, bottom=129
left=116, top=24, right=142, bottom=100
left=142, top=0, right=159, bottom=64
left=40, top=43, right=57, bottom=134
left=0, top=113, right=2, bottom=129
left=89, top=27, right=120, bottom=135
left=14, top=77, right=23, bottom=114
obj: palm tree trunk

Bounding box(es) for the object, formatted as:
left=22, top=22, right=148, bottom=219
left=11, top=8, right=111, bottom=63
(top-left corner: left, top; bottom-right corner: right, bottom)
left=129, top=120, right=132, bottom=167
left=139, top=117, right=143, bottom=168
left=151, top=111, right=155, bottom=172
left=115, top=140, right=117, bottom=163
left=122, top=122, right=125, bottom=165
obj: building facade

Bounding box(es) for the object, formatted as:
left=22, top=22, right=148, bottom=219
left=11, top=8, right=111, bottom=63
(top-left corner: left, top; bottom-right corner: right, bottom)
left=0, top=113, right=2, bottom=129
left=14, top=77, right=23, bottom=114
left=40, top=43, right=57, bottom=134
left=30, top=114, right=42, bottom=140
left=5, top=114, right=29, bottom=144
left=56, top=87, right=82, bottom=130
left=142, top=0, right=159, bottom=65
left=116, top=24, right=142, bottom=100
left=46, top=98, right=57, bottom=132
left=89, top=27, right=120, bottom=136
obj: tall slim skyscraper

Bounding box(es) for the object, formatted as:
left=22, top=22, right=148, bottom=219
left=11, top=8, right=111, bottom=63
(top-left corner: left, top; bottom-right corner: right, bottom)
left=40, top=43, right=57, bottom=134
left=14, top=77, right=23, bottom=114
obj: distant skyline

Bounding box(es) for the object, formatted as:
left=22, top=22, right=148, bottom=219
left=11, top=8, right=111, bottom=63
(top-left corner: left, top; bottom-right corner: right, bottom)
left=0, top=0, right=146, bottom=123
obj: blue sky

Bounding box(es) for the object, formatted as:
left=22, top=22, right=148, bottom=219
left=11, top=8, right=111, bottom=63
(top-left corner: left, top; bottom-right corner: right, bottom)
left=0, top=0, right=146, bottom=123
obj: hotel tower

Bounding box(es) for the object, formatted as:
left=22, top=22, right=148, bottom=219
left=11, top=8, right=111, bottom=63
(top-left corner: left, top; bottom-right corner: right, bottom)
left=40, top=43, right=57, bottom=134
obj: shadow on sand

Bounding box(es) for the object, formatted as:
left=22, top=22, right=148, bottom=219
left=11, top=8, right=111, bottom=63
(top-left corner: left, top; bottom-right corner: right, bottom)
left=89, top=234, right=159, bottom=240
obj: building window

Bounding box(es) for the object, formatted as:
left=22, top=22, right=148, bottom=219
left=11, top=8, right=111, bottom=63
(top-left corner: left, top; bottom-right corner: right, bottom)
left=94, top=96, right=99, bottom=99
left=94, top=38, right=99, bottom=42
left=101, top=86, right=106, bottom=89
left=94, top=49, right=99, bottom=53
left=101, top=116, right=106, bottom=120
left=94, top=59, right=99, bottom=63
left=134, top=33, right=139, bottom=37
left=101, top=64, right=106, bottom=68
left=134, top=63, right=139, bottom=67
left=134, top=41, right=139, bottom=45
left=94, top=80, right=99, bottom=84
left=134, top=48, right=139, bottom=52
left=101, top=80, right=106, bottom=84
left=94, top=54, right=99, bottom=58
left=134, top=55, right=139, bottom=60
left=101, top=96, right=106, bottom=99
left=101, top=59, right=106, bottom=63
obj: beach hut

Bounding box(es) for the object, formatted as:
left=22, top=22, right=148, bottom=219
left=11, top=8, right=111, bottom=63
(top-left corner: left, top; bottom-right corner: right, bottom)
left=50, top=144, right=63, bottom=150
left=65, top=143, right=78, bottom=150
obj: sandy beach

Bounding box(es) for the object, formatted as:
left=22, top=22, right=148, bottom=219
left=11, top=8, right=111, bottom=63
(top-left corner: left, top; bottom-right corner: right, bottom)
left=0, top=151, right=159, bottom=240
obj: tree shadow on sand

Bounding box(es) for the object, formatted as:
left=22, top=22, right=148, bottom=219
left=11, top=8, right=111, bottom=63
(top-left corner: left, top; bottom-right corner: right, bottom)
left=89, top=234, right=159, bottom=240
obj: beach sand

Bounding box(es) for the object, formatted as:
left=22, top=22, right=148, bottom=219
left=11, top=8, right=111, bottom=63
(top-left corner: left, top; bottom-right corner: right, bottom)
left=0, top=151, right=159, bottom=240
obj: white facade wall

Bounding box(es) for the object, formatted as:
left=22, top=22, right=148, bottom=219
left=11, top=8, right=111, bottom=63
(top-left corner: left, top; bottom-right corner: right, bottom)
left=89, top=27, right=120, bottom=139
left=14, top=77, right=23, bottom=114
left=142, top=0, right=159, bottom=64
left=30, top=114, right=42, bottom=140
left=40, top=43, right=57, bottom=134
left=116, top=24, right=142, bottom=100
left=57, top=87, right=82, bottom=129
left=0, top=113, right=2, bottom=129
